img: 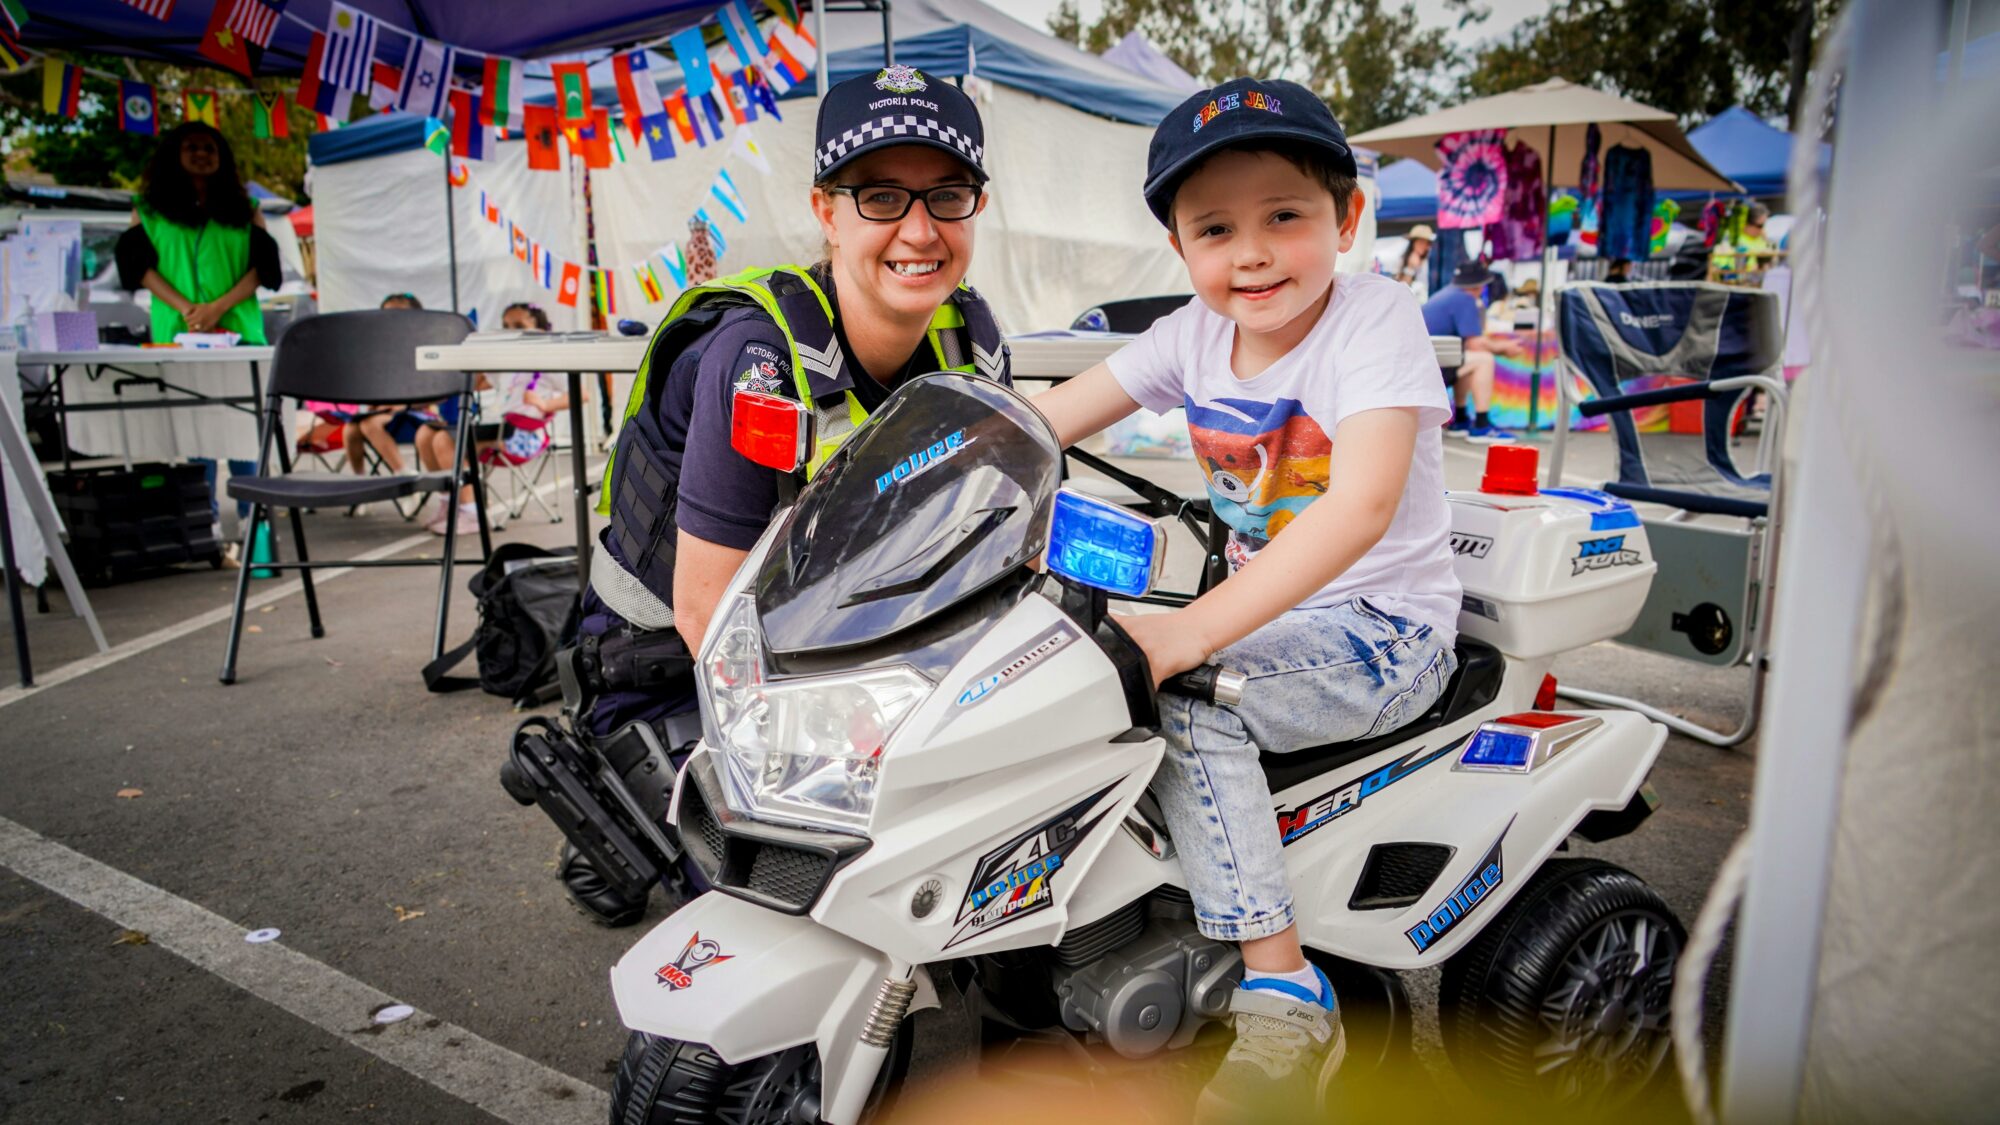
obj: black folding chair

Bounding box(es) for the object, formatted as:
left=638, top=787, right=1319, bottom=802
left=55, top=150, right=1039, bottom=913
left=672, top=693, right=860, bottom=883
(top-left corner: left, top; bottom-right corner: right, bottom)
left=219, top=308, right=488, bottom=684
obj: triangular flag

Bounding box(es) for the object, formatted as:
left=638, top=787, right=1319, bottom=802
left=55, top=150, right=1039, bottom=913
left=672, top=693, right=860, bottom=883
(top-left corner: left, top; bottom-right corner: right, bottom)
left=659, top=242, right=688, bottom=289
left=709, top=168, right=747, bottom=223
left=730, top=125, right=772, bottom=175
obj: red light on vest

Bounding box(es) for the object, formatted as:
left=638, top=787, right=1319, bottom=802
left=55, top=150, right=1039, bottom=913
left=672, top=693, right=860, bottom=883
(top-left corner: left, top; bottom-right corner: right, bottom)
left=730, top=390, right=814, bottom=473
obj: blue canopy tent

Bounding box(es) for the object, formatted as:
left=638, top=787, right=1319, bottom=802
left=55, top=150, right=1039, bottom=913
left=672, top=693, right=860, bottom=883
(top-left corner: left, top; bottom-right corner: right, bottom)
left=1376, top=157, right=1440, bottom=221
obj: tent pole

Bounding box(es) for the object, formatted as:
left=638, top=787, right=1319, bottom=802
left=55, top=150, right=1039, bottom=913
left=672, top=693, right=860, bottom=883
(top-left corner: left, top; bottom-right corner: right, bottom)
left=443, top=153, right=460, bottom=314
left=815, top=0, right=828, bottom=96
left=1530, top=124, right=1554, bottom=437
left=882, top=1, right=894, bottom=65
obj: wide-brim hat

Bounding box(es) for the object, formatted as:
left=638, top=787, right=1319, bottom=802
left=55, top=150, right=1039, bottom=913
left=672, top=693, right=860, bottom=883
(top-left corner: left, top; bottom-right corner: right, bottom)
left=1408, top=223, right=1437, bottom=242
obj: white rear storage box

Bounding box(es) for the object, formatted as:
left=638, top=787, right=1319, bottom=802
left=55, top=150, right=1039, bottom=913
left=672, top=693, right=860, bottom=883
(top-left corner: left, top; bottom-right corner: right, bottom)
left=1445, top=486, right=1656, bottom=659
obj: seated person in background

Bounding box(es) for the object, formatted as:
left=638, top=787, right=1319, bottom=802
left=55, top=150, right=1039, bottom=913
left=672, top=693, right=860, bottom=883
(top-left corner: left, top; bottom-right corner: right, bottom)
left=1422, top=262, right=1526, bottom=443
left=344, top=293, right=434, bottom=475
left=415, top=302, right=573, bottom=535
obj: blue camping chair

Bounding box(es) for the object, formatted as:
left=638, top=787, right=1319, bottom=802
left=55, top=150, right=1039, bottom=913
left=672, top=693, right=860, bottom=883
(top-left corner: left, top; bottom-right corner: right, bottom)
left=1547, top=281, right=1789, bottom=746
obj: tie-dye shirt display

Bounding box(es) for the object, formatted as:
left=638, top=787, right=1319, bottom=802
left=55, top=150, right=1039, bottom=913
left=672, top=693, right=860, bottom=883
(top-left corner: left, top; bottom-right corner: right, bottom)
left=1105, top=274, right=1462, bottom=636
left=1436, top=129, right=1509, bottom=231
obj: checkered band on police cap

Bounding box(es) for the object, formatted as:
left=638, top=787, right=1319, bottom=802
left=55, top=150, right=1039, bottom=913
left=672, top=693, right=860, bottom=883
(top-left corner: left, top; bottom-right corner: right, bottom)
left=814, top=67, right=988, bottom=182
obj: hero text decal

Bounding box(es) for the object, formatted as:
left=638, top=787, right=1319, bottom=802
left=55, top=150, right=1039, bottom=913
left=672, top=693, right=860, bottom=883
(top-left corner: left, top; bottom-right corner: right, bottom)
left=1275, top=737, right=1467, bottom=847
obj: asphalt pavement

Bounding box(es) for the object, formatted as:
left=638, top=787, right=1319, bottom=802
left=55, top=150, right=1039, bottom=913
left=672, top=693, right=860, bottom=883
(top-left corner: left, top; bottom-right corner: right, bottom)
left=1, top=431, right=1757, bottom=1123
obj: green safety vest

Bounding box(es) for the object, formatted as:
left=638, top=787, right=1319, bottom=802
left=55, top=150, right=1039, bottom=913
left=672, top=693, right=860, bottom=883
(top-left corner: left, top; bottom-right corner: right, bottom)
left=597, top=263, right=1005, bottom=515
left=136, top=202, right=267, bottom=345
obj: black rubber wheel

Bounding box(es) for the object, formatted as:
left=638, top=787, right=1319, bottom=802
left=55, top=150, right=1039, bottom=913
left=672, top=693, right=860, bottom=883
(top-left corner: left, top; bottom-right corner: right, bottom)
left=611, top=1021, right=913, bottom=1125
left=1438, top=859, right=1685, bottom=1109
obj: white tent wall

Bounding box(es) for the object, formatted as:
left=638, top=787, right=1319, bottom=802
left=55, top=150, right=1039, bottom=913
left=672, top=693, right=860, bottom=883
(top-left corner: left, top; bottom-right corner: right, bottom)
left=590, top=83, right=1188, bottom=335
left=312, top=140, right=585, bottom=330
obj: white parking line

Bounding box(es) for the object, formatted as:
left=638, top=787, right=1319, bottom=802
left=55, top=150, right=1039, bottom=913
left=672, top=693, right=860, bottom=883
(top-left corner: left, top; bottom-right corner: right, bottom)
left=0, top=814, right=609, bottom=1125
left=0, top=529, right=435, bottom=711
left=0, top=469, right=595, bottom=711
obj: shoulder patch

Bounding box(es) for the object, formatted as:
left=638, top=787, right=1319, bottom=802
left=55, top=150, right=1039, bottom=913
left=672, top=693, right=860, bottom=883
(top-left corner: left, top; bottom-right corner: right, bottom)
left=733, top=343, right=791, bottom=394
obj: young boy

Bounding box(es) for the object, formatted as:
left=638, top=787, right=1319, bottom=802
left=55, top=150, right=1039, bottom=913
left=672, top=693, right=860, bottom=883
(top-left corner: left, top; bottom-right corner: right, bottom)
left=1034, top=79, right=1461, bottom=1118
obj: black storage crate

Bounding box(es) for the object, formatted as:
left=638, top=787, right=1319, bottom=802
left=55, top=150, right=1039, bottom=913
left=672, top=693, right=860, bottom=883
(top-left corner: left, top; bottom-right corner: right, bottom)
left=48, top=462, right=222, bottom=585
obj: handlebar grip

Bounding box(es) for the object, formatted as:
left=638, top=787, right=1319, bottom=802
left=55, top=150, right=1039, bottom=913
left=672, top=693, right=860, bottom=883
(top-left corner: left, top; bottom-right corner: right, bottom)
left=1161, top=664, right=1246, bottom=707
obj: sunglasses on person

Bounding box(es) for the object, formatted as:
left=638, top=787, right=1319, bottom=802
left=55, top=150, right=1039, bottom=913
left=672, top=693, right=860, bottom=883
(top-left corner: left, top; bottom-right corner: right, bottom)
left=827, top=183, right=983, bottom=223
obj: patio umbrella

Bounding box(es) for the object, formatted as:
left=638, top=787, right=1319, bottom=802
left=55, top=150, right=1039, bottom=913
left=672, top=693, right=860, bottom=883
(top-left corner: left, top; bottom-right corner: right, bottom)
left=1351, top=77, right=1741, bottom=432
left=1349, top=77, right=1739, bottom=191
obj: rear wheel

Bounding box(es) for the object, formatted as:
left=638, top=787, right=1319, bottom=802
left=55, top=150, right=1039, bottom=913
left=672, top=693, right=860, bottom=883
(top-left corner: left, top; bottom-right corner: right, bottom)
left=1439, top=859, right=1684, bottom=1109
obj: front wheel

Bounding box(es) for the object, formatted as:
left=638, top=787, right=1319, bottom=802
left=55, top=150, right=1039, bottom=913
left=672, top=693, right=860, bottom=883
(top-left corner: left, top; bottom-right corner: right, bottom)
left=611, top=1025, right=911, bottom=1125
left=1438, top=859, right=1685, bottom=1110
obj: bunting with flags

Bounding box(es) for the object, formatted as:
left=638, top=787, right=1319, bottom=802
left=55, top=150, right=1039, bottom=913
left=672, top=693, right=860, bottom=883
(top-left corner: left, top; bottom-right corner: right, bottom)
left=612, top=50, right=666, bottom=139
left=480, top=55, right=523, bottom=129
left=557, top=261, right=582, bottom=308
left=633, top=261, right=665, bottom=304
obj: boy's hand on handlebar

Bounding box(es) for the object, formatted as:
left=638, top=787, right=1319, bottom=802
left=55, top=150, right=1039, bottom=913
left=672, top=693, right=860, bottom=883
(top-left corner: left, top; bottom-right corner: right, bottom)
left=1112, top=610, right=1210, bottom=687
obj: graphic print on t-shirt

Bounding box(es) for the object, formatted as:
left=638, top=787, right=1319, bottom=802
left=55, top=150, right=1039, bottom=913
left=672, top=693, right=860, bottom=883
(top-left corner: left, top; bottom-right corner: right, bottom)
left=1185, top=396, right=1330, bottom=544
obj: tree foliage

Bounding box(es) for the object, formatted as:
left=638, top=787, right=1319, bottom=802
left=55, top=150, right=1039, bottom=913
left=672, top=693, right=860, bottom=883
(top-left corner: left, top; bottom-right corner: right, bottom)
left=1048, top=0, right=1482, bottom=136
left=1459, top=0, right=1844, bottom=128
left=0, top=53, right=318, bottom=199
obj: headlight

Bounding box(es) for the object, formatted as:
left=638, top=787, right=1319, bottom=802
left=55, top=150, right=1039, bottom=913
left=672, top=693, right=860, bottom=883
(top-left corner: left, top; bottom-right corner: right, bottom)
left=697, top=594, right=931, bottom=834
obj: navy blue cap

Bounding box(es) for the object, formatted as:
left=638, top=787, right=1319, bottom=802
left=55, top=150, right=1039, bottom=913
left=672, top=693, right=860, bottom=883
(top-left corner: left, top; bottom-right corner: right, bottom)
left=1143, top=78, right=1357, bottom=226
left=814, top=66, right=987, bottom=183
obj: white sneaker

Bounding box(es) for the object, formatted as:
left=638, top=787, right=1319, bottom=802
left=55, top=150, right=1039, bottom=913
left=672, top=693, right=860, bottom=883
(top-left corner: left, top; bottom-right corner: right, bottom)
left=423, top=497, right=452, bottom=533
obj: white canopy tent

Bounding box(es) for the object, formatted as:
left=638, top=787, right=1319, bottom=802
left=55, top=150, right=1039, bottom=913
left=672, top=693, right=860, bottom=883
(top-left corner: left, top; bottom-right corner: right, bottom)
left=591, top=81, right=1189, bottom=334
left=308, top=117, right=587, bottom=329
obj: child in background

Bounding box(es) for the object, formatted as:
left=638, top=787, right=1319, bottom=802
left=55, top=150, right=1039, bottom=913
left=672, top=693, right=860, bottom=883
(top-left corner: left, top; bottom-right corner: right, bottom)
left=416, top=301, right=571, bottom=535
left=341, top=292, right=430, bottom=475
left=1032, top=79, right=1460, bottom=1120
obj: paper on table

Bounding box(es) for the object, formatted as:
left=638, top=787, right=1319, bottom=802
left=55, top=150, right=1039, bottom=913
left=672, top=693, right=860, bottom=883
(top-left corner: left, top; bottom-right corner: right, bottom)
left=173, top=332, right=243, bottom=348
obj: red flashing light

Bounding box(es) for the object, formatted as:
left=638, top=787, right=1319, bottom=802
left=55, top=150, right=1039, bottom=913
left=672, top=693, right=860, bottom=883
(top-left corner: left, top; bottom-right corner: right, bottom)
left=1494, top=711, right=1584, bottom=729
left=730, top=390, right=813, bottom=473
left=1481, top=444, right=1540, bottom=495
left=1535, top=673, right=1558, bottom=710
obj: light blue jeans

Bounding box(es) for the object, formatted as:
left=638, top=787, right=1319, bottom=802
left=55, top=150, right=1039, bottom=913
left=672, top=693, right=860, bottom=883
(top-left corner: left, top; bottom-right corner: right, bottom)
left=1154, top=597, right=1457, bottom=942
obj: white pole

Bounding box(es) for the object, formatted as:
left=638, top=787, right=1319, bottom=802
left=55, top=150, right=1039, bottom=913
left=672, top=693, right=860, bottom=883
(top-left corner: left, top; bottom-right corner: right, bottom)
left=815, top=0, right=828, bottom=97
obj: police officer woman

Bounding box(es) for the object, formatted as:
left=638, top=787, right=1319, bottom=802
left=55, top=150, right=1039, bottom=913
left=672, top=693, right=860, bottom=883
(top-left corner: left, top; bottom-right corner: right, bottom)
left=551, top=66, right=1011, bottom=925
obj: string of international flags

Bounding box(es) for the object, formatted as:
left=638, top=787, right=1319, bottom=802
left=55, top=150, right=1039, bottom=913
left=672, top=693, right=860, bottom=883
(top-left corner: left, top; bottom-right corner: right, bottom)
left=8, top=0, right=817, bottom=157
left=469, top=123, right=775, bottom=318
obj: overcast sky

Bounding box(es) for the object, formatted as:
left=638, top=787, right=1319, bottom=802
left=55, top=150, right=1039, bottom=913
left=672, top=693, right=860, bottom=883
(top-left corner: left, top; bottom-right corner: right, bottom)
left=989, top=0, right=1555, bottom=54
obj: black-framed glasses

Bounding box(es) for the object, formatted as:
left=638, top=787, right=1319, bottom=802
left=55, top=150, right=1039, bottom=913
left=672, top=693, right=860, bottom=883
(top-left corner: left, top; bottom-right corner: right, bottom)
left=829, top=183, right=982, bottom=222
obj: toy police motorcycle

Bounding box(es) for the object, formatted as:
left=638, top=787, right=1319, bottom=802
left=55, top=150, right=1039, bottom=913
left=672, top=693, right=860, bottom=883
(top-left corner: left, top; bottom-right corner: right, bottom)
left=603, top=372, right=1684, bottom=1122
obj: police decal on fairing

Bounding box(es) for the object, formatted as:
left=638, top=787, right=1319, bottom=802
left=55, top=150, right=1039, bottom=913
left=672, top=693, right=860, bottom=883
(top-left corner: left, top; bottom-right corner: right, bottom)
left=1276, top=737, right=1468, bottom=846
left=953, top=622, right=1081, bottom=710
left=875, top=429, right=969, bottom=494
left=1405, top=821, right=1510, bottom=953
left=947, top=784, right=1116, bottom=947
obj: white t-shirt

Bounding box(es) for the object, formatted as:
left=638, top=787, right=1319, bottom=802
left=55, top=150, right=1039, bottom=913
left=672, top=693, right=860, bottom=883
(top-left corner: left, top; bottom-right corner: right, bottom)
left=1107, top=272, right=1461, bottom=639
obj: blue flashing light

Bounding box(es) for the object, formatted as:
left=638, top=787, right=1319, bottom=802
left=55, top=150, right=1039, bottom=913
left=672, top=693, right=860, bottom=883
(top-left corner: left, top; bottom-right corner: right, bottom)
left=1045, top=488, right=1163, bottom=599
left=1541, top=486, right=1641, bottom=531
left=1459, top=728, right=1536, bottom=770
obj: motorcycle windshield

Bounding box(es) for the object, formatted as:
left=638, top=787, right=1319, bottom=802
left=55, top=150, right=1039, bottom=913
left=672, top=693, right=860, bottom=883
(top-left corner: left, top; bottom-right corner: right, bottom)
left=754, top=373, right=1063, bottom=654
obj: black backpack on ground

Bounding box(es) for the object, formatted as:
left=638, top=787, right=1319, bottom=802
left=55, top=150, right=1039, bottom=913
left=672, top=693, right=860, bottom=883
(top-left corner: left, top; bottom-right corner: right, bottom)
left=423, top=542, right=579, bottom=707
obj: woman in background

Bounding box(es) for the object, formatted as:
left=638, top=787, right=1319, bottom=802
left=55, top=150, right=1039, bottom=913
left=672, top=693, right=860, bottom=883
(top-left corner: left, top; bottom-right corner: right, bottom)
left=118, top=122, right=277, bottom=344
